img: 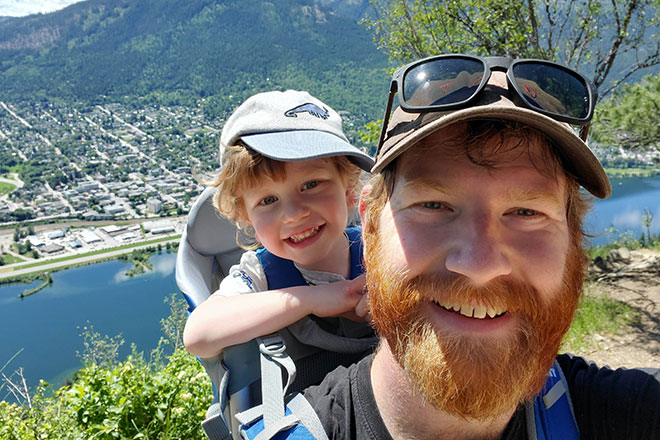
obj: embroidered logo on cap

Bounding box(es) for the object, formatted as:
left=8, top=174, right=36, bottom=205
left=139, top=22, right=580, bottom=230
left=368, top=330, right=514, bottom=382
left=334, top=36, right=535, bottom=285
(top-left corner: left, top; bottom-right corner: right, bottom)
left=284, top=103, right=329, bottom=119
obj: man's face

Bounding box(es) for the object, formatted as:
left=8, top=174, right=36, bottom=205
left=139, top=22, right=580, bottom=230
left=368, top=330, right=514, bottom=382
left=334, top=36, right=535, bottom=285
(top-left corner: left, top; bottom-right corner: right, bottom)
left=363, top=124, right=586, bottom=419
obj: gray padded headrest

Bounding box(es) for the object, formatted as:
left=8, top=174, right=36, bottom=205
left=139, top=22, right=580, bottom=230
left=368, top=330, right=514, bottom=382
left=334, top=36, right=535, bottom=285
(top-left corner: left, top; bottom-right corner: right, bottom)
left=186, top=186, right=240, bottom=257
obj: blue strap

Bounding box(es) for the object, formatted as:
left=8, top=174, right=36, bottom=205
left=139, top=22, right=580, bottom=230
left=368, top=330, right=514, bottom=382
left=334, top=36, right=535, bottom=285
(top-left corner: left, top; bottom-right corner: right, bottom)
left=528, top=360, right=580, bottom=440
left=256, top=226, right=364, bottom=289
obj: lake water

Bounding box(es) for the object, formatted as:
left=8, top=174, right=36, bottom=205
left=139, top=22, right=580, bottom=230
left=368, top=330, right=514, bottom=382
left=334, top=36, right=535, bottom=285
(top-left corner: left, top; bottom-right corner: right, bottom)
left=1, top=175, right=659, bottom=400
left=585, top=175, right=660, bottom=246
left=0, top=252, right=178, bottom=400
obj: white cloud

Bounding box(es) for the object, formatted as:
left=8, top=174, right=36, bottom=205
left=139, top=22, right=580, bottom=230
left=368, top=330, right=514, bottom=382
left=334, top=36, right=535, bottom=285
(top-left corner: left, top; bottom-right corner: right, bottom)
left=0, top=0, right=84, bottom=17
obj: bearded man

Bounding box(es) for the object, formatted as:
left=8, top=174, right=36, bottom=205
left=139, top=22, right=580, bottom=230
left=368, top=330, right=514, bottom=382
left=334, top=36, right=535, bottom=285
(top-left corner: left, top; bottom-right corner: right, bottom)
left=303, top=55, right=660, bottom=439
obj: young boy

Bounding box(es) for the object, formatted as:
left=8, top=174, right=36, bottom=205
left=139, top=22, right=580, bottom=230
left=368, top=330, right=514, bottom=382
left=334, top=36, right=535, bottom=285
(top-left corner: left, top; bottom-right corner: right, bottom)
left=183, top=90, right=375, bottom=373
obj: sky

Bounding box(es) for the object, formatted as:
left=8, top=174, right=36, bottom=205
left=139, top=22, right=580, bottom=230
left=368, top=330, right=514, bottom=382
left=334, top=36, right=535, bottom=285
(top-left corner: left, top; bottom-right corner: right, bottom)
left=0, top=0, right=85, bottom=17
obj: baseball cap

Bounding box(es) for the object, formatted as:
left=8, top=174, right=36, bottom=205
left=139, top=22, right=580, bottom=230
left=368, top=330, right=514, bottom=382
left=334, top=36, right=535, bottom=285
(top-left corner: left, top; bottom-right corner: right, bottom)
left=374, top=73, right=611, bottom=198
left=219, top=90, right=374, bottom=172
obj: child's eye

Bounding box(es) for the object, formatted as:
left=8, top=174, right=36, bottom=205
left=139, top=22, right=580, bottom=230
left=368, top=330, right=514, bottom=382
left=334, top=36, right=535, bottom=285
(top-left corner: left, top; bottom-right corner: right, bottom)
left=302, top=181, right=320, bottom=191
left=259, top=195, right=278, bottom=206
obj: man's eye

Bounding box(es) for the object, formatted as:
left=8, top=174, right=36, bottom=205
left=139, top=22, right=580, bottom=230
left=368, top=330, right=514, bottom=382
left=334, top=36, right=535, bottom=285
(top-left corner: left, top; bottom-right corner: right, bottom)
left=259, top=195, right=278, bottom=206
left=302, top=181, right=319, bottom=191
left=516, top=208, right=538, bottom=216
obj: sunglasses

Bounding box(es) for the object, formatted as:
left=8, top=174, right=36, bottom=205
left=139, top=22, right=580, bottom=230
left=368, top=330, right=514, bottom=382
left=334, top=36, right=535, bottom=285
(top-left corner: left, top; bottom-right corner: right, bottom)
left=377, top=54, right=598, bottom=150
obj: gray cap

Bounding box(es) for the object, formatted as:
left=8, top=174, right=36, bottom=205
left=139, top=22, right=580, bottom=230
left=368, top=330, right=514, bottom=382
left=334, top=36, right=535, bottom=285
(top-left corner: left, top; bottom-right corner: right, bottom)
left=219, top=90, right=374, bottom=172
left=374, top=77, right=611, bottom=199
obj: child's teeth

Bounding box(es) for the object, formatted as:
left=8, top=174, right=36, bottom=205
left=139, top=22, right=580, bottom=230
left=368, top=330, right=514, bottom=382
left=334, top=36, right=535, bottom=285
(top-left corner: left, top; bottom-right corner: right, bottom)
left=289, top=226, right=319, bottom=243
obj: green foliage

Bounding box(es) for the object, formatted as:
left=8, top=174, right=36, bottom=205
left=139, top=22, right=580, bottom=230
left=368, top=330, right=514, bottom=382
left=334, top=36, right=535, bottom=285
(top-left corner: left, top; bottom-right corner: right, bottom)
left=562, top=285, right=638, bottom=353
left=0, top=294, right=211, bottom=439
left=359, top=119, right=382, bottom=155
left=0, top=181, right=16, bottom=196
left=0, top=349, right=211, bottom=439
left=588, top=225, right=660, bottom=260
left=0, top=0, right=390, bottom=137
left=363, top=0, right=660, bottom=93
left=592, top=73, right=660, bottom=149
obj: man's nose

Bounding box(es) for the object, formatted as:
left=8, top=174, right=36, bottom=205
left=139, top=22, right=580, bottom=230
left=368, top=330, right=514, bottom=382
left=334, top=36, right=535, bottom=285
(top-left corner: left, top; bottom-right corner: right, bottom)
left=444, top=213, right=512, bottom=285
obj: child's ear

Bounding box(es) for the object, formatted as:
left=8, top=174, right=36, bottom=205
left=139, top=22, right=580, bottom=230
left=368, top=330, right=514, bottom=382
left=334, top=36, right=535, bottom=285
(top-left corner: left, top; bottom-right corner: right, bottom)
left=345, top=188, right=358, bottom=208
left=358, top=184, right=372, bottom=223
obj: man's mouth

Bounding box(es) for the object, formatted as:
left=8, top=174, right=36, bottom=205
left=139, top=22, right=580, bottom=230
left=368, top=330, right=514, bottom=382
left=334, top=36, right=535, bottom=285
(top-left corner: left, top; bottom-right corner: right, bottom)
left=433, top=300, right=507, bottom=319
left=288, top=225, right=322, bottom=243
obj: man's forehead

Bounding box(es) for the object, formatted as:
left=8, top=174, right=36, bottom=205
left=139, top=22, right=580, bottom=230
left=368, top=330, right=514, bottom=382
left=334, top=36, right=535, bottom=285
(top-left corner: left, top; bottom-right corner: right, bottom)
left=399, top=121, right=564, bottom=174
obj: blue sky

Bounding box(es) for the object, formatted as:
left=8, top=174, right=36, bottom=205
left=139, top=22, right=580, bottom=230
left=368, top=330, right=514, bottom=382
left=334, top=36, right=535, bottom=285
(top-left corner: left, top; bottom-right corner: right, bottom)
left=0, top=0, right=84, bottom=17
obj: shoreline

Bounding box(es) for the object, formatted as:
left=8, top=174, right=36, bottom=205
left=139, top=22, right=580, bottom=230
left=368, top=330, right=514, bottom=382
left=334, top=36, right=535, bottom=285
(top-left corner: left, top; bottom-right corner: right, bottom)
left=0, top=235, right=181, bottom=284
left=604, top=168, right=660, bottom=178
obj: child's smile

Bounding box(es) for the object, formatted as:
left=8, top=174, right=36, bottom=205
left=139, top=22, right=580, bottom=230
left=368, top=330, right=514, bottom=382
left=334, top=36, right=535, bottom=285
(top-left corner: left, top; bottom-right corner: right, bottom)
left=244, top=159, right=355, bottom=276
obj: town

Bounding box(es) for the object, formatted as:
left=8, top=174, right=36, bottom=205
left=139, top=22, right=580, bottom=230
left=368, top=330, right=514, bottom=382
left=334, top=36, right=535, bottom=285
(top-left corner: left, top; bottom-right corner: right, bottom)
left=1, top=98, right=658, bottom=267
left=0, top=99, right=223, bottom=265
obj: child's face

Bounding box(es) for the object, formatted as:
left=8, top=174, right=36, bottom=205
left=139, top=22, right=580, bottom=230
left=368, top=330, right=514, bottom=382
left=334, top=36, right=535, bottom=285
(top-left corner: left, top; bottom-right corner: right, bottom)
left=243, top=159, right=356, bottom=274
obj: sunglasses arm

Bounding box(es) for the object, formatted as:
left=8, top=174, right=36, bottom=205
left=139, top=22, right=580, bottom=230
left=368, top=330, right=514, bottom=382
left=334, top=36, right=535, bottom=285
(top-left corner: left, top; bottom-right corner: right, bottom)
left=377, top=83, right=398, bottom=154
left=579, top=121, right=591, bottom=142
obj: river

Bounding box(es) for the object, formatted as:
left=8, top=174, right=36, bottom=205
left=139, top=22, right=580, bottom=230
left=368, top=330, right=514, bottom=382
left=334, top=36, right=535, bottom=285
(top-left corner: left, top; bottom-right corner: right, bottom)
left=1, top=175, right=659, bottom=400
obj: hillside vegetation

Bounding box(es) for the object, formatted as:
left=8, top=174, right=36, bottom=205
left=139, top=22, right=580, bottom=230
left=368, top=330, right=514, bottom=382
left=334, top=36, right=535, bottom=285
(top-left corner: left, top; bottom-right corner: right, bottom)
left=0, top=0, right=389, bottom=125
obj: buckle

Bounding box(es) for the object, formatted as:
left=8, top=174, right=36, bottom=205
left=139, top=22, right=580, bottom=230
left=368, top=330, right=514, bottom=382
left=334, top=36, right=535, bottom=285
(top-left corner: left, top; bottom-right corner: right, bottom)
left=258, top=334, right=287, bottom=356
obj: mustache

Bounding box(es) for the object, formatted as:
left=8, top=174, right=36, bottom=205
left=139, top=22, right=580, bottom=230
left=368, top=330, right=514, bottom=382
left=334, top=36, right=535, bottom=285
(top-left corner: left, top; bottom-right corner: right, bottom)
left=374, top=270, right=546, bottom=319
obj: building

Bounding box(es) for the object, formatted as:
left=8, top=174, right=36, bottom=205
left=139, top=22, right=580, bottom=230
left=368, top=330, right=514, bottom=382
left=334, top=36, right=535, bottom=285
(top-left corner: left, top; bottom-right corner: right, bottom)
left=147, top=198, right=162, bottom=213
left=41, top=243, right=65, bottom=254
left=80, top=229, right=102, bottom=244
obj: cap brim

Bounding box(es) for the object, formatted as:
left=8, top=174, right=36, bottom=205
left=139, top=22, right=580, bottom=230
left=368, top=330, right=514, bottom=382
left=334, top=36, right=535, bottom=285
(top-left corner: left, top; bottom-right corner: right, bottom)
left=242, top=130, right=375, bottom=172
left=375, top=101, right=611, bottom=199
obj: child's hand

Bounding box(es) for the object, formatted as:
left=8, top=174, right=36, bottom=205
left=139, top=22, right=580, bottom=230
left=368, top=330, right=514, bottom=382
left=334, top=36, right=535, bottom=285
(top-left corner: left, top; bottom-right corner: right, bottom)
left=305, top=274, right=367, bottom=320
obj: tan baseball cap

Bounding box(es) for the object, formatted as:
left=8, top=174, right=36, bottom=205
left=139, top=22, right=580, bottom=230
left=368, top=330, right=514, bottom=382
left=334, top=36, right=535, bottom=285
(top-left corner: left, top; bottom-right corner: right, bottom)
left=374, top=75, right=611, bottom=199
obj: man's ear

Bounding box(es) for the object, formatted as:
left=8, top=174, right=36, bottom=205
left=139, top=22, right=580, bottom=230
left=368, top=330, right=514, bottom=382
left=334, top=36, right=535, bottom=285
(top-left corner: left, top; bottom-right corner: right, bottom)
left=358, top=184, right=373, bottom=224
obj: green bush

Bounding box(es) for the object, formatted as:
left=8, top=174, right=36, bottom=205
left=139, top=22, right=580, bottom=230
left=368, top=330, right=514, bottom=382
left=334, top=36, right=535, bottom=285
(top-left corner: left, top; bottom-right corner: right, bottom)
left=0, top=349, right=211, bottom=439
left=0, top=295, right=212, bottom=439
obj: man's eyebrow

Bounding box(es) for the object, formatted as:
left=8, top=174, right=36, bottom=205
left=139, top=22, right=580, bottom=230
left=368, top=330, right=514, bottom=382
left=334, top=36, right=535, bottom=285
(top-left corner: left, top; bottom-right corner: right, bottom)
left=503, top=187, right=564, bottom=206
left=402, top=178, right=454, bottom=195
left=402, top=178, right=564, bottom=205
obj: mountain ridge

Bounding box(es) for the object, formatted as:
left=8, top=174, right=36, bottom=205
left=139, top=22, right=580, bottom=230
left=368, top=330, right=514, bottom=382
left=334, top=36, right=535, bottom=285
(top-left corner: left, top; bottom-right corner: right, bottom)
left=0, top=0, right=389, bottom=127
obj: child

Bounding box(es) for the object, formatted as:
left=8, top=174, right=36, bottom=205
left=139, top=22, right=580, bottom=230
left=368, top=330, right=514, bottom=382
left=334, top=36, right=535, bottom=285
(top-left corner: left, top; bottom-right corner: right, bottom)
left=183, top=90, right=376, bottom=372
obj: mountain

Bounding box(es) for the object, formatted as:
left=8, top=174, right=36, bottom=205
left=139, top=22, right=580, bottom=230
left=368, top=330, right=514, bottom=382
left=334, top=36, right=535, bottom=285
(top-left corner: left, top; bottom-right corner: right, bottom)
left=0, top=0, right=390, bottom=127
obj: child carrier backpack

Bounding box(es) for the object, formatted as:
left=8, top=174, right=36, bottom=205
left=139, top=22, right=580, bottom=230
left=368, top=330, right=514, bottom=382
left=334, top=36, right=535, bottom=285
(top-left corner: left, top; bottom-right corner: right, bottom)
left=176, top=188, right=580, bottom=440
left=176, top=187, right=376, bottom=440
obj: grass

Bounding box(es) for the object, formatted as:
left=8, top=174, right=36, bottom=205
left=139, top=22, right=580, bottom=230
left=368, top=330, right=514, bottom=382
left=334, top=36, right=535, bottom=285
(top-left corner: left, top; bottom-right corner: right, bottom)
left=561, top=284, right=639, bottom=353
left=0, top=253, right=24, bottom=264
left=0, top=181, right=16, bottom=196
left=604, top=167, right=660, bottom=178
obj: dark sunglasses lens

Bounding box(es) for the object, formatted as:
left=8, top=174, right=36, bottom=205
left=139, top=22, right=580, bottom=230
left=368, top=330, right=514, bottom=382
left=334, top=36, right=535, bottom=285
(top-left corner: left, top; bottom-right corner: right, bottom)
left=403, top=58, right=485, bottom=107
left=511, top=63, right=590, bottom=119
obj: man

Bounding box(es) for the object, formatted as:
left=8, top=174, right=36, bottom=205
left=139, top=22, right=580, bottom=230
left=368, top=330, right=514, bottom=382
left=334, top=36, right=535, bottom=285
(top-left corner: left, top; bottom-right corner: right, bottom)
left=303, top=55, right=660, bottom=439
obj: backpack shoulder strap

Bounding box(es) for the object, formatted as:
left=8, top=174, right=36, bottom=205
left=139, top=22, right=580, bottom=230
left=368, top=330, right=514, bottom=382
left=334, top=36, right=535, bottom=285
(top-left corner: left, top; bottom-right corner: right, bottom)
left=256, top=247, right=307, bottom=289
left=525, top=359, right=580, bottom=440
left=345, top=226, right=363, bottom=280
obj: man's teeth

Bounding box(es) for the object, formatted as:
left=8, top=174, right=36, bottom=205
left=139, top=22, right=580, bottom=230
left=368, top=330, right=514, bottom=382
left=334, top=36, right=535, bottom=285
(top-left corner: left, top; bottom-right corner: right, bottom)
left=442, top=301, right=505, bottom=319
left=289, top=226, right=320, bottom=243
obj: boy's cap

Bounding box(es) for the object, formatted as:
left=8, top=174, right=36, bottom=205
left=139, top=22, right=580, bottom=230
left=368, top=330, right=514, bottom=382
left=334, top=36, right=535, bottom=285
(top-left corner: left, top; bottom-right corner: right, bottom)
left=374, top=75, right=611, bottom=199
left=220, top=90, right=374, bottom=172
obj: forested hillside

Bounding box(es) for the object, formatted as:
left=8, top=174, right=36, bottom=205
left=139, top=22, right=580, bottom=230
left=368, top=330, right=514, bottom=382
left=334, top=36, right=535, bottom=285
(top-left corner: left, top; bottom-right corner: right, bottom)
left=0, top=0, right=389, bottom=124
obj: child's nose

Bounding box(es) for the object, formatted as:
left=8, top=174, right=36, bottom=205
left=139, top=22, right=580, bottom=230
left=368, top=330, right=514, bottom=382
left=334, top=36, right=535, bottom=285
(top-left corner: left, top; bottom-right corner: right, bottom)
left=282, top=197, right=311, bottom=223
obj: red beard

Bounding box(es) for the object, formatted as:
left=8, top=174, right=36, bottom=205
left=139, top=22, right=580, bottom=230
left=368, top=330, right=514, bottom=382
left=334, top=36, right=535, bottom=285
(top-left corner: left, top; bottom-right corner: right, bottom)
left=364, top=232, right=586, bottom=420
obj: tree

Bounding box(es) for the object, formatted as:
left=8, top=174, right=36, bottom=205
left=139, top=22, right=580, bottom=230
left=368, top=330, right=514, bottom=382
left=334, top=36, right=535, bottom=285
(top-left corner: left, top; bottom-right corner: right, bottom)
left=592, top=73, right=660, bottom=149
left=363, top=0, right=660, bottom=96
